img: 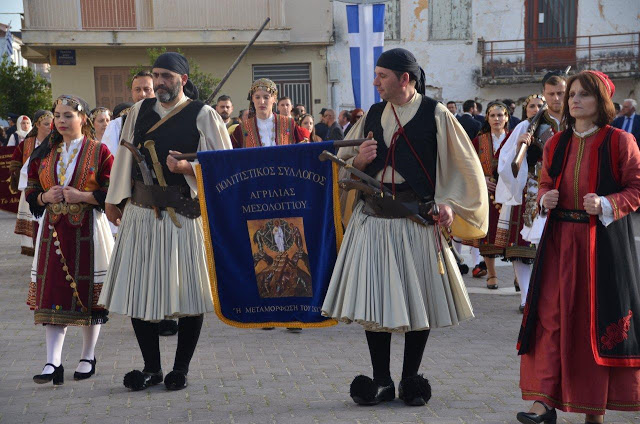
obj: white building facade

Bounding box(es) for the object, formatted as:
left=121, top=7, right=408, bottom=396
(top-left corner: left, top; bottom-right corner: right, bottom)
left=328, top=0, right=640, bottom=117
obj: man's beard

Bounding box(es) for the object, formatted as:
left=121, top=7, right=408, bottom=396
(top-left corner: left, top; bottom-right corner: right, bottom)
left=219, top=111, right=230, bottom=120
left=155, top=82, right=180, bottom=103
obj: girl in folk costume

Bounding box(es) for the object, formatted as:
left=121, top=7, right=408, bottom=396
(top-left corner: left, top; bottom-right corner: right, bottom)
left=494, top=94, right=546, bottom=312
left=9, top=110, right=53, bottom=255
left=230, top=78, right=305, bottom=148
left=25, top=95, right=114, bottom=385
left=463, top=102, right=512, bottom=290
left=89, top=107, right=112, bottom=142
left=516, top=71, right=640, bottom=424
left=7, top=115, right=32, bottom=146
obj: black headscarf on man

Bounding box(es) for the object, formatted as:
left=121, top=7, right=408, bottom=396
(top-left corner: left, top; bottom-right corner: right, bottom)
left=152, top=52, right=200, bottom=100
left=375, top=48, right=426, bottom=95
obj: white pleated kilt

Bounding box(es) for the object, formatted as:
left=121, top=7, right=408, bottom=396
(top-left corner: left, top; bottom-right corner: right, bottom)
left=98, top=203, right=214, bottom=321
left=321, top=201, right=474, bottom=333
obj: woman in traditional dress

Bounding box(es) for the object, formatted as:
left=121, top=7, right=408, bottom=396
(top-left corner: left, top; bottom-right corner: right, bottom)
left=230, top=78, right=305, bottom=148
left=494, top=94, right=545, bottom=311
left=89, top=107, right=112, bottom=142
left=463, top=102, right=512, bottom=289
left=7, top=115, right=32, bottom=146
left=25, top=95, right=114, bottom=385
left=516, top=71, right=640, bottom=424
left=9, top=110, right=53, bottom=256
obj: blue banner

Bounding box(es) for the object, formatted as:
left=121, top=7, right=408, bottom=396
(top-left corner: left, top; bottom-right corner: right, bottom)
left=196, top=142, right=341, bottom=328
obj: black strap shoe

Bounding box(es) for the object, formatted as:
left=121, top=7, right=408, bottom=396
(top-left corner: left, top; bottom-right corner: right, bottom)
left=33, top=363, right=64, bottom=385
left=516, top=401, right=557, bottom=423
left=123, top=370, right=163, bottom=391
left=350, top=375, right=395, bottom=405
left=73, top=357, right=96, bottom=380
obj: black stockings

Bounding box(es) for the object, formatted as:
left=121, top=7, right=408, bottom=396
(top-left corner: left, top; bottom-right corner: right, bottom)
left=131, top=314, right=204, bottom=374
left=365, top=330, right=430, bottom=384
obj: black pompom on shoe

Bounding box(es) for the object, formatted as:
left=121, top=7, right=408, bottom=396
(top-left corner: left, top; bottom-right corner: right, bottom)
left=164, top=370, right=188, bottom=390
left=349, top=375, right=395, bottom=405
left=123, top=370, right=163, bottom=391
left=398, top=375, right=431, bottom=406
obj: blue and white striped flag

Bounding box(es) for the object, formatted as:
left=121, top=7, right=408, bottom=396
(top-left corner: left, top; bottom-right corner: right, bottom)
left=346, top=3, right=385, bottom=110
left=2, top=23, right=13, bottom=62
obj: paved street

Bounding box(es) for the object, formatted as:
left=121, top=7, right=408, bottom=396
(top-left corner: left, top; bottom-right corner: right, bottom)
left=0, top=210, right=639, bottom=424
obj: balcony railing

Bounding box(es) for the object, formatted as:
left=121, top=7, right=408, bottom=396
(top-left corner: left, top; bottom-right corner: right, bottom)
left=24, top=0, right=285, bottom=31
left=478, top=32, right=640, bottom=85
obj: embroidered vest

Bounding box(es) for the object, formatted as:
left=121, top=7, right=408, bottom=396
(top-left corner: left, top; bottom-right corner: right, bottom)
left=22, top=136, right=38, bottom=163
left=132, top=98, right=204, bottom=187
left=39, top=138, right=102, bottom=225
left=238, top=115, right=296, bottom=148
left=363, top=96, right=439, bottom=199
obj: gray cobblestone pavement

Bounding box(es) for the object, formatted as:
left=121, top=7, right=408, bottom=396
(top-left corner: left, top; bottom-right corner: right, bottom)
left=1, top=210, right=639, bottom=424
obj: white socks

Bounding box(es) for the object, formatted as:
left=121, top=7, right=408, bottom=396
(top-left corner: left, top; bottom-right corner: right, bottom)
left=43, top=325, right=67, bottom=374
left=41, top=324, right=102, bottom=374
left=513, top=260, right=532, bottom=307
left=471, top=247, right=482, bottom=267
left=76, top=324, right=101, bottom=373
left=452, top=239, right=463, bottom=255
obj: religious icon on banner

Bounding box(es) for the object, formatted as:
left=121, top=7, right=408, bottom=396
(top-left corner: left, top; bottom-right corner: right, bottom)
left=247, top=217, right=312, bottom=298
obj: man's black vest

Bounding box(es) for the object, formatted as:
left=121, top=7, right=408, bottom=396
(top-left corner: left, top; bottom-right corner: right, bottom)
left=132, top=98, right=204, bottom=187
left=363, top=96, right=439, bottom=199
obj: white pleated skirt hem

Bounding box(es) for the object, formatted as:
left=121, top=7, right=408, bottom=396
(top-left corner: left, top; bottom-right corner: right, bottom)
left=321, top=201, right=474, bottom=333
left=98, top=203, right=214, bottom=322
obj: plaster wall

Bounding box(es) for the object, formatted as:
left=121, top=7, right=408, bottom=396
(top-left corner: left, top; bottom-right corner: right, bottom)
left=49, top=45, right=328, bottom=116
left=328, top=0, right=640, bottom=119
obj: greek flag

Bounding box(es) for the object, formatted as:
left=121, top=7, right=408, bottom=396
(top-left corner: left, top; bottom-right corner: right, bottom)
left=346, top=3, right=385, bottom=110
left=2, top=23, right=13, bottom=62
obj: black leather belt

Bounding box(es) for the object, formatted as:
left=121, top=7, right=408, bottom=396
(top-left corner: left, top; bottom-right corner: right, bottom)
left=361, top=189, right=435, bottom=223
left=550, top=208, right=589, bottom=223
left=130, top=180, right=201, bottom=219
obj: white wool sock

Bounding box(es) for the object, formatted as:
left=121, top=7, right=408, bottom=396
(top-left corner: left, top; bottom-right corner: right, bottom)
left=513, top=260, right=532, bottom=307
left=76, top=324, right=101, bottom=373
left=42, top=325, right=67, bottom=374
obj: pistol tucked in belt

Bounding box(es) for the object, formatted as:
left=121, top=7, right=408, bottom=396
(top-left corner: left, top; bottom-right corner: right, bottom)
left=360, top=187, right=435, bottom=224
left=130, top=180, right=201, bottom=219
left=550, top=208, right=590, bottom=223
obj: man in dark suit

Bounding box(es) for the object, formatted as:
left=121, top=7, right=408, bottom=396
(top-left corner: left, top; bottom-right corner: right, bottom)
left=324, top=109, right=344, bottom=141
left=504, top=98, right=521, bottom=130
left=612, top=99, right=640, bottom=145
left=457, top=100, right=482, bottom=140
left=315, top=108, right=329, bottom=140
left=473, top=101, right=485, bottom=123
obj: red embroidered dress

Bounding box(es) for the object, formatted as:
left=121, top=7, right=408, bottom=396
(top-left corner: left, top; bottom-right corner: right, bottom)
left=9, top=136, right=41, bottom=254
left=231, top=114, right=305, bottom=148
left=464, top=131, right=509, bottom=255
left=25, top=137, right=114, bottom=326
left=519, top=127, right=640, bottom=414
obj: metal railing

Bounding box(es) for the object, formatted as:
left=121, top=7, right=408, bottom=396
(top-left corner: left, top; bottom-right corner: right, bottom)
left=479, top=32, right=640, bottom=82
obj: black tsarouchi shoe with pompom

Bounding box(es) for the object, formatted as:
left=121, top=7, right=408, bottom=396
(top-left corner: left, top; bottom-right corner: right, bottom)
left=350, top=375, right=395, bottom=405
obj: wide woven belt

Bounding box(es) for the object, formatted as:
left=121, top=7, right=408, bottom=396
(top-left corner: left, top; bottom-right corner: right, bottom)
left=361, top=189, right=435, bottom=223
left=550, top=208, right=589, bottom=223
left=130, top=180, right=201, bottom=219
left=47, top=202, right=94, bottom=216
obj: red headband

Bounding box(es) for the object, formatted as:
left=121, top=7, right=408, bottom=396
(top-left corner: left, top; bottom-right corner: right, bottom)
left=585, top=70, right=615, bottom=98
